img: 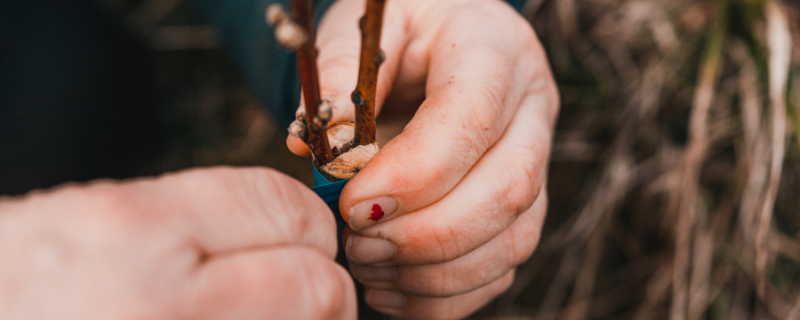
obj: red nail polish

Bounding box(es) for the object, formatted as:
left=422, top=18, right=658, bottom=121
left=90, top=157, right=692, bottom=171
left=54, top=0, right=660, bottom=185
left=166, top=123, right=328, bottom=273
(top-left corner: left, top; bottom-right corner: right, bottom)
left=369, top=204, right=385, bottom=221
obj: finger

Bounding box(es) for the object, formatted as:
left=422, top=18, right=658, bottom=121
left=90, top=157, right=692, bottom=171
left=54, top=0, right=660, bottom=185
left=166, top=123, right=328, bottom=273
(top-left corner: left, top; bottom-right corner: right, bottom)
left=287, top=0, right=410, bottom=156
left=344, top=90, right=554, bottom=266
left=124, top=167, right=338, bottom=259
left=365, top=269, right=515, bottom=320
left=349, top=191, right=546, bottom=297
left=340, top=1, right=557, bottom=230
left=182, top=246, right=356, bottom=320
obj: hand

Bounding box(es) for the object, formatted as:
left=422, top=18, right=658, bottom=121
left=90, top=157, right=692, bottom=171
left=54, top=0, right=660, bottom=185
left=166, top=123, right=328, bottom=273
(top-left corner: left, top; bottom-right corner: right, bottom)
left=0, top=167, right=356, bottom=320
left=286, top=0, right=559, bottom=318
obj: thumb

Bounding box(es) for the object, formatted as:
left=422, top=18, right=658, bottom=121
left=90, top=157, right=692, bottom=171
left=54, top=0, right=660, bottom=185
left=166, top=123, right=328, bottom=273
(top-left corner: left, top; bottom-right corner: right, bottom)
left=287, top=0, right=409, bottom=156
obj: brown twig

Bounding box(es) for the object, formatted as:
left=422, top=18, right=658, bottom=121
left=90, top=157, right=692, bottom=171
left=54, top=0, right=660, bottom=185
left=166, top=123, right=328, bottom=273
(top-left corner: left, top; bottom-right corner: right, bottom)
left=670, top=2, right=727, bottom=318
left=349, top=0, right=386, bottom=148
left=292, top=0, right=334, bottom=166
left=755, top=0, right=791, bottom=297
left=267, top=1, right=334, bottom=167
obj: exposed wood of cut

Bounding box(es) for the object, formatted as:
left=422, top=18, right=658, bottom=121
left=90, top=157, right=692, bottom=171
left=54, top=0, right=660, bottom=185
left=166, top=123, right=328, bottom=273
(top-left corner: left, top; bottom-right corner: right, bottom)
left=319, top=123, right=379, bottom=181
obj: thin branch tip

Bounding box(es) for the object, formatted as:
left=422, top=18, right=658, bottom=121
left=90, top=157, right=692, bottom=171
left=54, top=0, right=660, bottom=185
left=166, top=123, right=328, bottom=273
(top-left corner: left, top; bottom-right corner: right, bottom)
left=350, top=0, right=388, bottom=147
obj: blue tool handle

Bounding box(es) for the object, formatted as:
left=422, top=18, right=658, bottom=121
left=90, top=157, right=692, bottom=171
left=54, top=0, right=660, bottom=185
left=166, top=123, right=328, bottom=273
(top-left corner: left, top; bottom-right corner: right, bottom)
left=310, top=165, right=349, bottom=251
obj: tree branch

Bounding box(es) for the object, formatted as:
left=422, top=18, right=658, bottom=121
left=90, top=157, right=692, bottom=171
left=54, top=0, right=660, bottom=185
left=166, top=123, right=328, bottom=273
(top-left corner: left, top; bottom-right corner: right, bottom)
left=350, top=0, right=387, bottom=147
left=267, top=1, right=334, bottom=167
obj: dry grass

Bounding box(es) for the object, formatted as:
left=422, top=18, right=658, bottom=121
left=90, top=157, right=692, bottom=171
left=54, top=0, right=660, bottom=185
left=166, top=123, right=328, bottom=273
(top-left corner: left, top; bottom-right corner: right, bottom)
left=470, top=0, right=800, bottom=319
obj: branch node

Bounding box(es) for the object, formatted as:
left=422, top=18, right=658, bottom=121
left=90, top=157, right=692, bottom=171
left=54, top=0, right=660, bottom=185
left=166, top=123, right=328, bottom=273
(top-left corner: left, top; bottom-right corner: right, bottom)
left=312, top=116, right=324, bottom=129
left=288, top=120, right=306, bottom=140
left=377, top=49, right=385, bottom=66
left=351, top=90, right=366, bottom=106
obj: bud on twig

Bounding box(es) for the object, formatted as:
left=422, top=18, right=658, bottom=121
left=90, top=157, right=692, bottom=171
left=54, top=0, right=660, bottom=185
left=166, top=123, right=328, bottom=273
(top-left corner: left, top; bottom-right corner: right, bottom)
left=289, top=0, right=335, bottom=166
left=266, top=4, right=308, bottom=50
left=275, top=21, right=308, bottom=49
left=318, top=100, right=332, bottom=122
left=266, top=4, right=288, bottom=26
left=288, top=120, right=306, bottom=139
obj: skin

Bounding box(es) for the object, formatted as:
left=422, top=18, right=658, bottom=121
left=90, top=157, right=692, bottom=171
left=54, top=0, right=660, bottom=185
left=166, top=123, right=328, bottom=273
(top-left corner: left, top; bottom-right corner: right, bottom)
left=0, top=1, right=556, bottom=319
left=287, top=0, right=559, bottom=318
left=0, top=167, right=356, bottom=320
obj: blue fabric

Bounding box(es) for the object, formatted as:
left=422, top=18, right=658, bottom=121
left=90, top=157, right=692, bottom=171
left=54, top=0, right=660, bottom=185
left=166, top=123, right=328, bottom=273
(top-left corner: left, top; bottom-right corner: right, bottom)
left=506, top=0, right=524, bottom=11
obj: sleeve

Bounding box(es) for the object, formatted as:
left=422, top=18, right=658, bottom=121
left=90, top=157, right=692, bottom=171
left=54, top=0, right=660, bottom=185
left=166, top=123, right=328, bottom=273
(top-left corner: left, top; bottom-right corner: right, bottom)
left=504, top=0, right=525, bottom=12
left=190, top=0, right=524, bottom=127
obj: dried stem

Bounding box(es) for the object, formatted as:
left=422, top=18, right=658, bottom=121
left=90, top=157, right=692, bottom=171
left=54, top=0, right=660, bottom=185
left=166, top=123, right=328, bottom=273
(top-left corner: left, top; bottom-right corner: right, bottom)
left=268, top=1, right=335, bottom=167
left=671, top=1, right=727, bottom=318
left=350, top=0, right=386, bottom=148
left=292, top=0, right=334, bottom=166
left=755, top=0, right=791, bottom=297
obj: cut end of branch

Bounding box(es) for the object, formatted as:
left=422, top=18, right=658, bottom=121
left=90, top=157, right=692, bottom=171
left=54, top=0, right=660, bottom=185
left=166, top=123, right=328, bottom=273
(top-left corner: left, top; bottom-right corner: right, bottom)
left=321, top=144, right=379, bottom=180
left=317, top=122, right=379, bottom=180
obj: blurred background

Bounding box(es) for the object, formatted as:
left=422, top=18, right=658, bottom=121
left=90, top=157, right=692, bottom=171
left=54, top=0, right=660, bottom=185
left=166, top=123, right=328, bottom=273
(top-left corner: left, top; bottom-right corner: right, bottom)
left=1, top=0, right=799, bottom=319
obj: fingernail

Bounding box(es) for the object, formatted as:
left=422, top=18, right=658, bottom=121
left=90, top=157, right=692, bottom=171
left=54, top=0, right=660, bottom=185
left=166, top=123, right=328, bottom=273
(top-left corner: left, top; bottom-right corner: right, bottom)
left=349, top=264, right=396, bottom=282
left=349, top=197, right=398, bottom=230
left=366, top=289, right=407, bottom=310
left=345, top=235, right=396, bottom=265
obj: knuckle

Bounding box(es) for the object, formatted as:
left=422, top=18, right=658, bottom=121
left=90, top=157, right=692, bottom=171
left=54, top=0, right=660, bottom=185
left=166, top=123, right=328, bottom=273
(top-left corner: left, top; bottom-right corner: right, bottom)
left=250, top=169, right=334, bottom=243
left=398, top=265, right=463, bottom=298
left=44, top=182, right=143, bottom=241
left=432, top=222, right=463, bottom=263
left=178, top=166, right=334, bottom=246
left=430, top=266, right=457, bottom=297
left=506, top=199, right=546, bottom=267
left=448, top=121, right=491, bottom=168
left=497, top=151, right=542, bottom=219
left=243, top=166, right=324, bottom=211
left=74, top=182, right=136, bottom=220
left=497, top=270, right=515, bottom=293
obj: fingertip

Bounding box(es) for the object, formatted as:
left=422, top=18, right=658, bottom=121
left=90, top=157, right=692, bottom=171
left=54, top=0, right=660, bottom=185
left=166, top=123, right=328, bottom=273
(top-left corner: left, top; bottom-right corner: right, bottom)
left=286, top=135, right=312, bottom=157
left=332, top=262, right=359, bottom=320
left=302, top=251, right=358, bottom=320
left=364, top=288, right=407, bottom=315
